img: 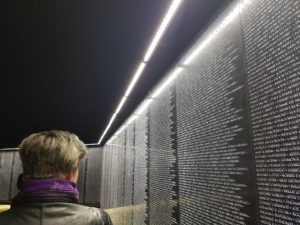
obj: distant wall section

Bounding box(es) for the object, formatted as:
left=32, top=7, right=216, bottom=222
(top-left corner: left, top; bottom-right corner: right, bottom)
left=0, top=146, right=102, bottom=206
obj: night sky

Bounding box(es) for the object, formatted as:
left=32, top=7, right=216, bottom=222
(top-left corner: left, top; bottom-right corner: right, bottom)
left=0, top=0, right=228, bottom=148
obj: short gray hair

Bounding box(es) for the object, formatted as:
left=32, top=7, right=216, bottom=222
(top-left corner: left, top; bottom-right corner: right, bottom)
left=18, top=130, right=87, bottom=178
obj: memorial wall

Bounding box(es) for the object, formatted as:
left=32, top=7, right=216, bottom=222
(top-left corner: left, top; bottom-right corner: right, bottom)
left=0, top=0, right=299, bottom=224
left=0, top=146, right=102, bottom=206
left=101, top=0, right=300, bottom=224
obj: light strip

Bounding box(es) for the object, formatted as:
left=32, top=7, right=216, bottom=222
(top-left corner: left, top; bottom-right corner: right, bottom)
left=98, top=113, right=117, bottom=144
left=135, top=98, right=153, bottom=115
left=151, top=67, right=183, bottom=98
left=115, top=125, right=127, bottom=136
left=98, top=0, right=183, bottom=145
left=115, top=96, right=127, bottom=114
left=126, top=114, right=138, bottom=126
left=106, top=135, right=116, bottom=145
left=183, top=0, right=252, bottom=65
left=143, top=0, right=183, bottom=62
left=85, top=143, right=100, bottom=146
left=112, top=67, right=182, bottom=133
left=125, top=62, right=146, bottom=97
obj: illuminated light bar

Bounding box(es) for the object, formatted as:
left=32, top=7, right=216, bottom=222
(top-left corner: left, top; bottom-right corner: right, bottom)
left=85, top=143, right=100, bottom=146
left=135, top=98, right=153, bottom=115
left=99, top=0, right=183, bottom=145
left=144, top=0, right=183, bottom=62
left=109, top=113, right=117, bottom=126
left=98, top=125, right=111, bottom=144
left=98, top=113, right=117, bottom=144
left=126, top=114, right=138, bottom=126
left=115, top=125, right=127, bottom=136
left=115, top=96, right=127, bottom=114
left=106, top=65, right=181, bottom=143
left=125, top=62, right=146, bottom=97
left=183, top=0, right=252, bottom=65
left=106, top=136, right=116, bottom=145
left=151, top=67, right=183, bottom=98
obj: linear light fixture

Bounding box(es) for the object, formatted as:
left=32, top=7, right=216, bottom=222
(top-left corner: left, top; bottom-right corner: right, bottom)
left=125, top=62, right=147, bottom=97
left=124, top=115, right=136, bottom=126
left=144, top=0, right=183, bottom=62
left=151, top=67, right=183, bottom=98
left=183, top=0, right=252, bottom=65
left=104, top=0, right=254, bottom=146
left=98, top=0, right=183, bottom=145
left=115, top=96, right=127, bottom=114
left=135, top=98, right=153, bottom=115
left=106, top=67, right=184, bottom=145
left=116, top=125, right=127, bottom=136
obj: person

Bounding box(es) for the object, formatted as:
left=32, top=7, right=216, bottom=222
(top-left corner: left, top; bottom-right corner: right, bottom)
left=0, top=130, right=113, bottom=225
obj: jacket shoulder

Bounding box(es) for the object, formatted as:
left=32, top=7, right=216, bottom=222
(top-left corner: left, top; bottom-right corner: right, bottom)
left=74, top=204, right=113, bottom=225
left=0, top=203, right=112, bottom=225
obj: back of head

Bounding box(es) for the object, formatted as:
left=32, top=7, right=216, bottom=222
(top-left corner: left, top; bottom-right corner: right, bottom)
left=18, top=130, right=87, bottom=179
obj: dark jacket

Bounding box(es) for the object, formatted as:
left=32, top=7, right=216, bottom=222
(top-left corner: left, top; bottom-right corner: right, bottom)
left=0, top=200, right=113, bottom=225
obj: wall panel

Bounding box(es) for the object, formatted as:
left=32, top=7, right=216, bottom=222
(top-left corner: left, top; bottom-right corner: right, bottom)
left=124, top=124, right=135, bottom=225
left=148, top=83, right=179, bottom=225
left=103, top=0, right=300, bottom=224
left=133, top=113, right=149, bottom=225
left=85, top=147, right=102, bottom=205
left=10, top=152, right=22, bottom=197
left=0, top=151, right=14, bottom=202
left=176, top=2, right=257, bottom=224
left=242, top=0, right=300, bottom=223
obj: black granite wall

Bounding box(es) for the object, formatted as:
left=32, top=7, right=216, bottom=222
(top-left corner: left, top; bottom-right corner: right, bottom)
left=1, top=0, right=299, bottom=224
left=100, top=0, right=300, bottom=224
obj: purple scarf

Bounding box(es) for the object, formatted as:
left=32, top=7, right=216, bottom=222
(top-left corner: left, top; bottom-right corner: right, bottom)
left=17, top=178, right=79, bottom=201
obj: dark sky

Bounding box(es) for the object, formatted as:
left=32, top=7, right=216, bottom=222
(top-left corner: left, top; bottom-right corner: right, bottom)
left=0, top=0, right=228, bottom=148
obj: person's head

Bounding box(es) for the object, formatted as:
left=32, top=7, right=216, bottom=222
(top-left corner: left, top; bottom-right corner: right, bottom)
left=18, top=130, right=87, bottom=182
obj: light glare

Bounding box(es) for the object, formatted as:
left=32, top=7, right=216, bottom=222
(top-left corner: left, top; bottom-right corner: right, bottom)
left=115, top=96, right=127, bottom=114
left=151, top=67, right=183, bottom=98
left=98, top=0, right=183, bottom=145
left=183, top=0, right=252, bottom=65
left=125, top=62, right=146, bottom=97
left=144, top=0, right=183, bottom=61
left=127, top=115, right=138, bottom=126
left=136, top=99, right=152, bottom=115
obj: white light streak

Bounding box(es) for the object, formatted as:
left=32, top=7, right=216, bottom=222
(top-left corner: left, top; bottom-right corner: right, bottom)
left=183, top=0, right=252, bottom=65
left=136, top=99, right=152, bottom=115
left=101, top=0, right=253, bottom=145
left=115, top=125, right=127, bottom=136
left=115, top=96, right=127, bottom=114
left=107, top=136, right=116, bottom=145
left=144, top=0, right=183, bottom=61
left=125, top=62, right=146, bottom=97
left=126, top=114, right=138, bottom=126
left=151, top=67, right=183, bottom=98
left=85, top=143, right=100, bottom=146
left=99, top=0, right=183, bottom=145
left=98, top=113, right=117, bottom=144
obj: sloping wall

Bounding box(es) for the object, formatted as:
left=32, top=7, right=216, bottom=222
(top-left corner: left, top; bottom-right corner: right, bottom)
left=101, top=0, right=300, bottom=224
